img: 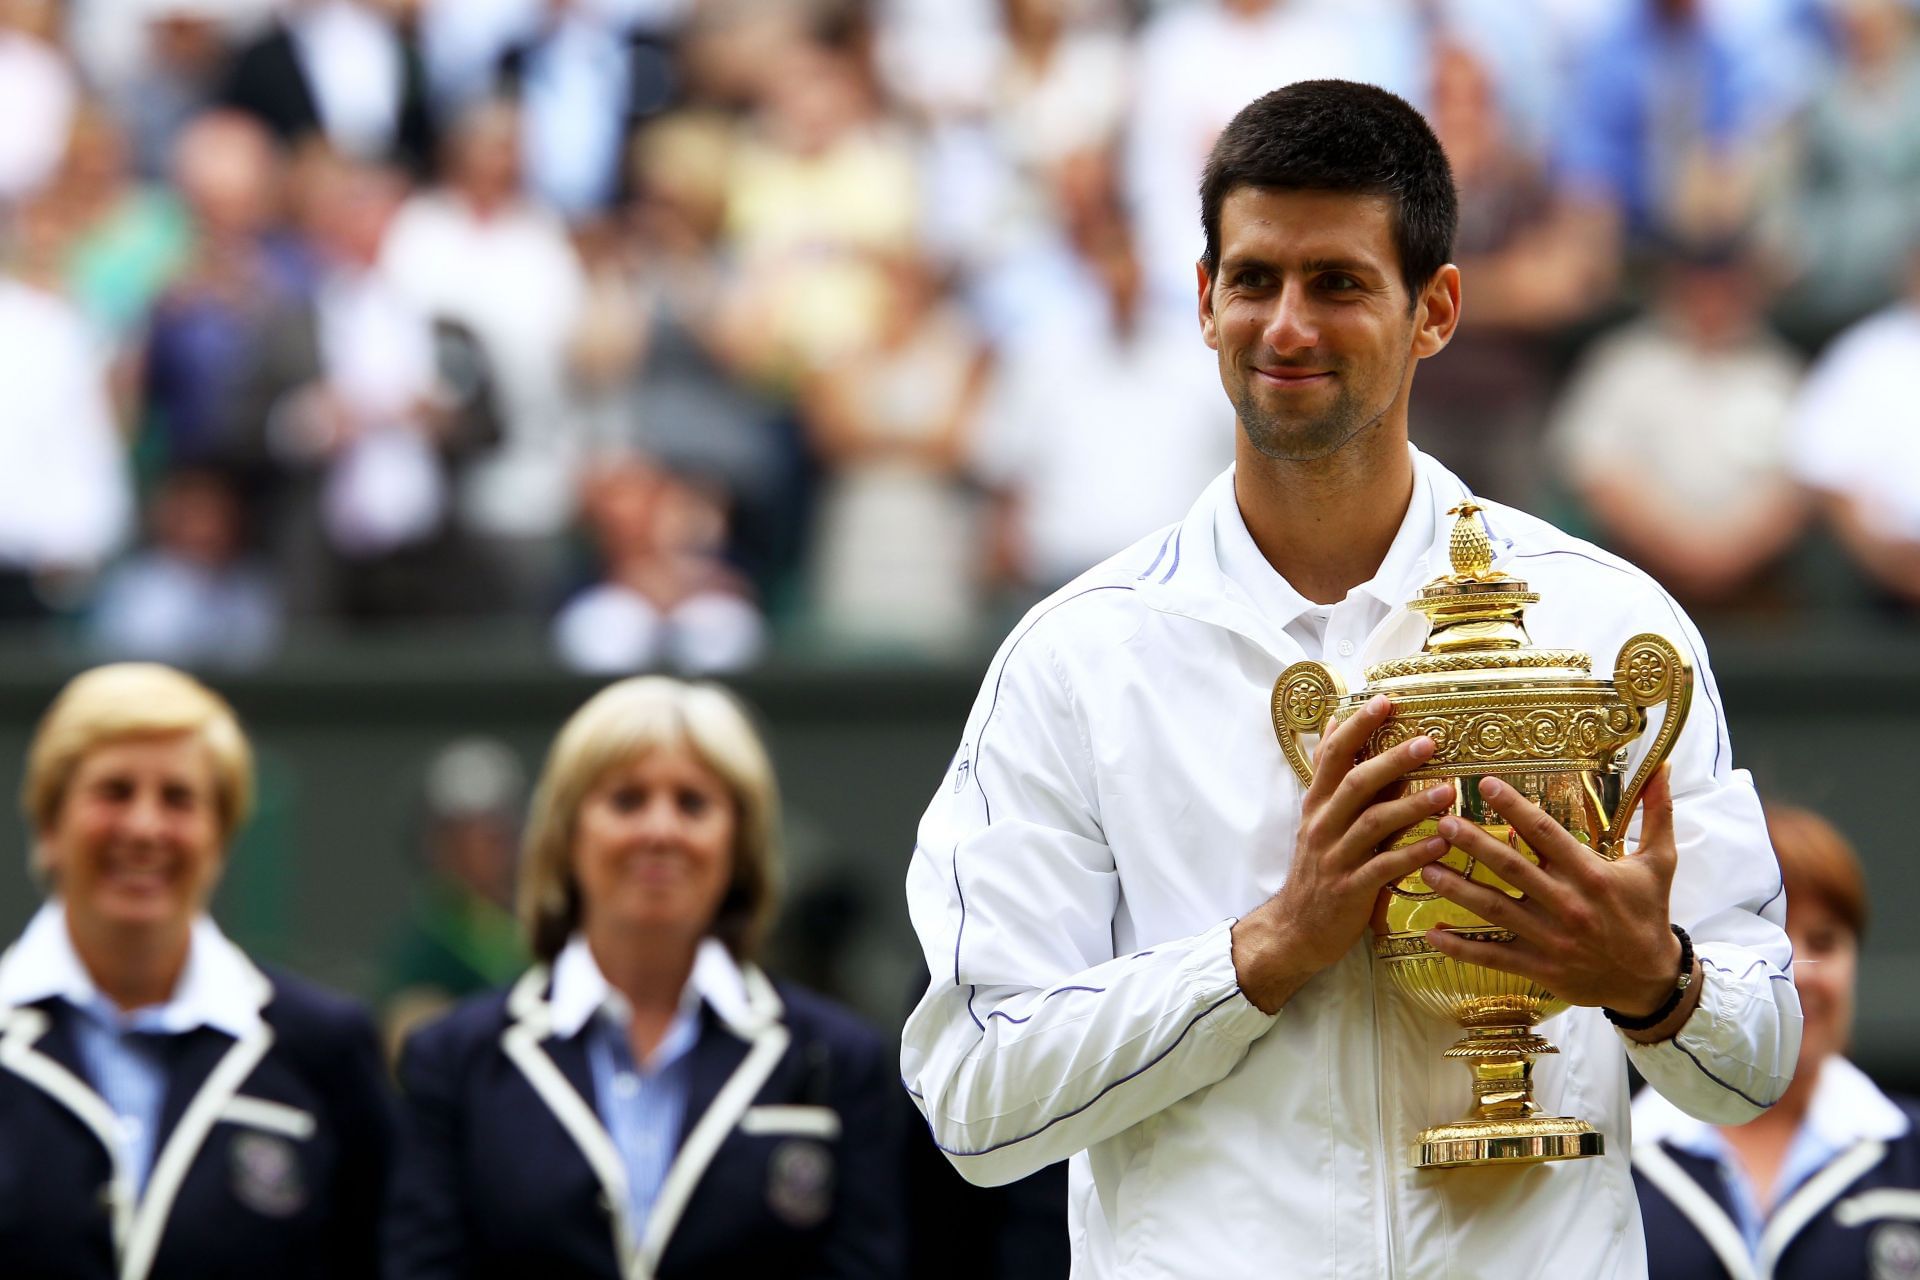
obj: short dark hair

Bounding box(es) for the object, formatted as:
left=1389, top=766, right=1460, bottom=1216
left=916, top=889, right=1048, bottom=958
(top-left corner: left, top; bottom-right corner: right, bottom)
left=1199, top=80, right=1458, bottom=298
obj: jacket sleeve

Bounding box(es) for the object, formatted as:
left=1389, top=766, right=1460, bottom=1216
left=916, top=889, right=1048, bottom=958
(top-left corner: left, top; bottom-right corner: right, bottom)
left=812, top=1024, right=908, bottom=1279
left=386, top=1022, right=475, bottom=1280
left=901, top=605, right=1277, bottom=1187
left=1615, top=599, right=1802, bottom=1123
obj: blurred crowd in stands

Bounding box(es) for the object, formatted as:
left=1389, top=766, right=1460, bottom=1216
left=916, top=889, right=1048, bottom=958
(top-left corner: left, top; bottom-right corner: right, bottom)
left=2, top=0, right=1918, bottom=673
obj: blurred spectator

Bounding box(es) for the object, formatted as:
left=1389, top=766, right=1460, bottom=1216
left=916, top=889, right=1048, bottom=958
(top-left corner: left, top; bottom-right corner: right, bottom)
left=87, top=466, right=281, bottom=665
left=0, top=207, right=134, bottom=621
left=722, top=31, right=922, bottom=382
left=52, top=105, right=194, bottom=354
left=241, top=152, right=502, bottom=619
left=143, top=110, right=308, bottom=469
left=573, top=113, right=799, bottom=590
left=1549, top=237, right=1808, bottom=609
left=1787, top=245, right=1920, bottom=609
left=973, top=207, right=1230, bottom=593
left=381, top=98, right=589, bottom=586
left=381, top=735, right=528, bottom=1055
left=1416, top=42, right=1615, bottom=508
left=1556, top=0, right=1762, bottom=247
left=804, top=254, right=990, bottom=649
left=0, top=0, right=77, bottom=201
left=1125, top=0, right=1424, bottom=312
left=88, top=0, right=255, bottom=181
left=551, top=456, right=766, bottom=674
left=221, top=0, right=437, bottom=174
left=1761, top=0, right=1920, bottom=349
left=494, top=0, right=679, bottom=219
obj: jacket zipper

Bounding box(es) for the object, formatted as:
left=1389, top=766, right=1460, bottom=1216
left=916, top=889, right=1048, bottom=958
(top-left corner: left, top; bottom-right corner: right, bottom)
left=1367, top=950, right=1400, bottom=1276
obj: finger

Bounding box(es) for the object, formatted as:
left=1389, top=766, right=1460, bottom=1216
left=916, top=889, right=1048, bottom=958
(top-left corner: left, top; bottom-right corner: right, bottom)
left=1357, top=835, right=1449, bottom=894
left=1474, top=777, right=1592, bottom=873
left=1306, top=696, right=1392, bottom=793
left=1418, top=861, right=1549, bottom=943
left=1433, top=814, right=1574, bottom=914
left=1423, top=925, right=1551, bottom=988
left=1632, top=764, right=1677, bottom=876
left=1321, top=729, right=1439, bottom=837
left=1335, top=782, right=1456, bottom=869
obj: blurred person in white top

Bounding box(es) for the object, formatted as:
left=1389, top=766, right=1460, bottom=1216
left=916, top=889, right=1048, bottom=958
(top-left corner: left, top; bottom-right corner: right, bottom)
left=1548, top=236, right=1808, bottom=610
left=382, top=97, right=589, bottom=548
left=0, top=198, right=133, bottom=620
left=0, top=0, right=77, bottom=201
left=1787, top=239, right=1920, bottom=608
left=972, top=167, right=1229, bottom=593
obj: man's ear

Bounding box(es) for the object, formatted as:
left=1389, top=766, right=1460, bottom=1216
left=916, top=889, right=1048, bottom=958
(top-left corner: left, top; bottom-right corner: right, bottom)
left=1411, top=263, right=1461, bottom=359
left=1197, top=259, right=1219, bottom=350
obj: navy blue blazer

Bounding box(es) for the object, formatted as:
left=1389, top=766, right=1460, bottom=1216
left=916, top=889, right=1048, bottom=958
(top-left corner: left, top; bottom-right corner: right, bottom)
left=388, top=963, right=906, bottom=1280
left=0, top=971, right=394, bottom=1280
left=1635, top=1092, right=1920, bottom=1280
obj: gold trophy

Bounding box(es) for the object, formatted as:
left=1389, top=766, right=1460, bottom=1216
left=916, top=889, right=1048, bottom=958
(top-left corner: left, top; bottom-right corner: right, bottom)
left=1271, top=504, right=1692, bottom=1169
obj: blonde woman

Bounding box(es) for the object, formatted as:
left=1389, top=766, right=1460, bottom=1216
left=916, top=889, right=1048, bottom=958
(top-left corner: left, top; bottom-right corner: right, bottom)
left=0, top=663, right=392, bottom=1280
left=389, top=676, right=903, bottom=1279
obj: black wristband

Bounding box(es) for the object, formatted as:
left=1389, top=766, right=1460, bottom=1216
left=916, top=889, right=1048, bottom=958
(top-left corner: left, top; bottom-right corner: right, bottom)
left=1603, top=924, right=1694, bottom=1031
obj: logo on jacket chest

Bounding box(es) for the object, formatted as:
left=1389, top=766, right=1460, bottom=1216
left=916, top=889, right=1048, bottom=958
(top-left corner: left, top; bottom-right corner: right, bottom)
left=230, top=1131, right=306, bottom=1218
left=766, top=1138, right=833, bottom=1229
left=1873, top=1221, right=1920, bottom=1280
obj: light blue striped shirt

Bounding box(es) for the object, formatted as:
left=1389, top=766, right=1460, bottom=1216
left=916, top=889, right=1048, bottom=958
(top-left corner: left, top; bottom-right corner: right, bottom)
left=0, top=902, right=267, bottom=1195
left=551, top=936, right=705, bottom=1241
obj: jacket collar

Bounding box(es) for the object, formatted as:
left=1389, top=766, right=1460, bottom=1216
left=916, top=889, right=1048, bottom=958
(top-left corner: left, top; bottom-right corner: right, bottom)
left=1137, top=445, right=1485, bottom=663
left=0, top=901, right=269, bottom=1039
left=545, top=934, right=773, bottom=1044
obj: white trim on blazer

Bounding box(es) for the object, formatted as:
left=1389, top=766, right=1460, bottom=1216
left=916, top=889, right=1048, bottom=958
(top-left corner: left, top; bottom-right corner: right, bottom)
left=500, top=949, right=791, bottom=1280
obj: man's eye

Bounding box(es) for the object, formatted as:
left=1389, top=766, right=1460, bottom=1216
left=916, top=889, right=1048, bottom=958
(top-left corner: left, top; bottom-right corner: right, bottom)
left=1320, top=274, right=1359, bottom=291
left=1234, top=270, right=1272, bottom=289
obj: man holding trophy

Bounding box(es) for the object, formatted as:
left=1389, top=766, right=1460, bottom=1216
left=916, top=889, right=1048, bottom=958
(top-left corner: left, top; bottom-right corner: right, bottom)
left=902, top=80, right=1800, bottom=1278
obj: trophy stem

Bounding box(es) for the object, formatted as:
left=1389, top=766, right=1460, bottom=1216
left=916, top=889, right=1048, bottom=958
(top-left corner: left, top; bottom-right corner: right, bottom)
left=1412, top=1023, right=1605, bottom=1169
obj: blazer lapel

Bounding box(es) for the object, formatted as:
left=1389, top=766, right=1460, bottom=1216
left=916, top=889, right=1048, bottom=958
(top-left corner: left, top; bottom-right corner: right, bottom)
left=676, top=1013, right=749, bottom=1151
left=0, top=1002, right=136, bottom=1252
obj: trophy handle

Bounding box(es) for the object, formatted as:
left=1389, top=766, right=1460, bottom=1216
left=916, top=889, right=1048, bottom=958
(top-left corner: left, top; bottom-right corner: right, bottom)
left=1607, top=634, right=1694, bottom=852
left=1272, top=662, right=1347, bottom=788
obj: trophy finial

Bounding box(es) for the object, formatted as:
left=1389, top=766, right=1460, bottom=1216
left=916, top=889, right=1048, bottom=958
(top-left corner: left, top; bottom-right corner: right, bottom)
left=1445, top=503, right=1496, bottom=581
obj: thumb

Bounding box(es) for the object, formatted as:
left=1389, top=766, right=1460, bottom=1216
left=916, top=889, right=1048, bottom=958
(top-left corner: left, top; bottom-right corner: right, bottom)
left=1635, top=763, right=1677, bottom=868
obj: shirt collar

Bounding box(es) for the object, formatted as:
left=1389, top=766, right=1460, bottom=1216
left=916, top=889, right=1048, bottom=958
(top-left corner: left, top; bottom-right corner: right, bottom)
left=0, top=901, right=267, bottom=1039
left=549, top=934, right=765, bottom=1042
left=1635, top=1055, right=1912, bottom=1157
left=1210, top=444, right=1441, bottom=631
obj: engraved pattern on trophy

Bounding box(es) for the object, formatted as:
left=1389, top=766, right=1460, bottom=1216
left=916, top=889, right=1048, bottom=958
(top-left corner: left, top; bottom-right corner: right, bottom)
left=1269, top=503, right=1695, bottom=1169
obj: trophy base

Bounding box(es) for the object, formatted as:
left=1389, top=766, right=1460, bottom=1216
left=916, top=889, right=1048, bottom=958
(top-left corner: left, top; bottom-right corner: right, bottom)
left=1414, top=1116, right=1604, bottom=1169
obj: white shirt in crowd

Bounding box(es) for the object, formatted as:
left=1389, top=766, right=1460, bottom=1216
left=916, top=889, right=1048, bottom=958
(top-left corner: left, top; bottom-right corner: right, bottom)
left=0, top=281, right=132, bottom=573
left=1788, top=302, right=1920, bottom=540
left=971, top=316, right=1232, bottom=589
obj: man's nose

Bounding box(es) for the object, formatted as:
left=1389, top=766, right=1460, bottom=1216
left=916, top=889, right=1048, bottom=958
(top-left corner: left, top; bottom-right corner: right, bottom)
left=1262, top=281, right=1319, bottom=353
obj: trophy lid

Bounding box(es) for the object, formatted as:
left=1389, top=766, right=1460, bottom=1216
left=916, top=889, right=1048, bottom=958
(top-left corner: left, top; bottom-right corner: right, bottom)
left=1365, top=503, right=1591, bottom=682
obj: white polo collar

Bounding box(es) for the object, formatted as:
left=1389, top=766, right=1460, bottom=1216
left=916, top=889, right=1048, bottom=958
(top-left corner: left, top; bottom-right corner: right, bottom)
left=548, top=934, right=765, bottom=1042
left=0, top=901, right=268, bottom=1039
left=1635, top=1055, right=1911, bottom=1156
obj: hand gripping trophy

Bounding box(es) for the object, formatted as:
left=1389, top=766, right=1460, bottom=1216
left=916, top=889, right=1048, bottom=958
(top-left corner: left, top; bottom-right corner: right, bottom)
left=1273, top=504, right=1692, bottom=1169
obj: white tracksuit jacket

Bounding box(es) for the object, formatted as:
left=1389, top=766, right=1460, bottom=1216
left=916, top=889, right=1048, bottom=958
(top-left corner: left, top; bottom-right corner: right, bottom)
left=902, top=449, right=1801, bottom=1279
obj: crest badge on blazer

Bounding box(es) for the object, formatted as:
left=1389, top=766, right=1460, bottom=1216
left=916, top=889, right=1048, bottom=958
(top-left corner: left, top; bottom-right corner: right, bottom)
left=1873, top=1221, right=1920, bottom=1280
left=230, top=1131, right=306, bottom=1218
left=766, top=1139, right=833, bottom=1229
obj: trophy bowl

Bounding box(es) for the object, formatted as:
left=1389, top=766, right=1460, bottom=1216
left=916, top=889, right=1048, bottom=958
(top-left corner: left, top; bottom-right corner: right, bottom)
left=1271, top=505, right=1692, bottom=1169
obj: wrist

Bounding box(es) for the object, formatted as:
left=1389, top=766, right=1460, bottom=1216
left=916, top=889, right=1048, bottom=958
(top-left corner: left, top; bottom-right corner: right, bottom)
left=1231, top=910, right=1316, bottom=1016
left=1605, top=924, right=1695, bottom=1033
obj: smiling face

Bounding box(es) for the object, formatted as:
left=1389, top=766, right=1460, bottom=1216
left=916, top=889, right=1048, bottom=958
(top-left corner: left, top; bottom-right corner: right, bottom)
left=41, top=734, right=227, bottom=940
left=1198, top=187, right=1456, bottom=465
left=1788, top=893, right=1858, bottom=1075
left=571, top=743, right=737, bottom=947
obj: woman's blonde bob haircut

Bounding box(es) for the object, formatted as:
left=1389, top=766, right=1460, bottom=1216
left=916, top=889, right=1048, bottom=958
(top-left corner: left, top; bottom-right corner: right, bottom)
left=22, top=662, right=256, bottom=844
left=520, top=676, right=780, bottom=965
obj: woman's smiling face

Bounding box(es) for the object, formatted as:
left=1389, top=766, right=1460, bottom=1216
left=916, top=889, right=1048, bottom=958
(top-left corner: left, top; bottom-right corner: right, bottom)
left=571, top=742, right=736, bottom=946
left=41, top=733, right=227, bottom=938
